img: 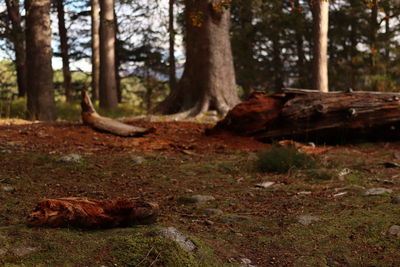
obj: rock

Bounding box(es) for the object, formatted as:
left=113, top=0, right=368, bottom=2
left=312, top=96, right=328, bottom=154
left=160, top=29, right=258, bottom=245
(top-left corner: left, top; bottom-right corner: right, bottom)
left=338, top=168, right=351, bottom=180
left=388, top=225, right=400, bottom=237
left=0, top=248, right=6, bottom=256
left=158, top=227, right=196, bottom=252
left=297, top=191, right=312, bottom=196
left=333, top=192, right=348, bottom=198
left=391, top=195, right=400, bottom=204
left=202, top=208, right=223, bottom=216
left=297, top=215, right=320, bottom=226
left=254, top=181, right=275, bottom=189
left=59, top=154, right=82, bottom=163
left=11, top=246, right=40, bottom=257
left=131, top=155, right=145, bottom=164
left=364, top=187, right=393, bottom=196
left=204, top=220, right=214, bottom=226
left=1, top=185, right=15, bottom=192
left=177, top=195, right=215, bottom=204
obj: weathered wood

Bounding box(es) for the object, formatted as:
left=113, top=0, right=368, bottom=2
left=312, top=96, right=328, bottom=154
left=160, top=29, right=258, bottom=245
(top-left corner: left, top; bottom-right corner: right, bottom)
left=27, top=197, right=159, bottom=228
left=81, top=90, right=152, bottom=137
left=212, top=89, right=400, bottom=142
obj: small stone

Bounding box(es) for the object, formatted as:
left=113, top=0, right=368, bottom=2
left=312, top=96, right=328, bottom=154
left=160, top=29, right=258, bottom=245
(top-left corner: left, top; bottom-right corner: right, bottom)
left=235, top=232, right=244, bottom=237
left=338, top=168, right=351, bottom=180
left=364, top=187, right=393, bottom=196
left=254, top=181, right=275, bottom=189
left=11, top=246, right=40, bottom=257
left=185, top=189, right=193, bottom=193
left=1, top=185, right=15, bottom=192
left=202, top=208, right=223, bottom=216
left=383, top=180, right=395, bottom=185
left=204, top=220, right=214, bottom=226
left=158, top=227, right=196, bottom=252
left=59, top=153, right=82, bottom=163
left=297, top=191, right=312, bottom=196
left=391, top=195, right=400, bottom=204
left=388, top=225, right=400, bottom=237
left=333, top=192, right=348, bottom=197
left=297, top=215, right=320, bottom=226
left=177, top=195, right=215, bottom=204
left=131, top=155, right=145, bottom=164
left=241, top=258, right=252, bottom=264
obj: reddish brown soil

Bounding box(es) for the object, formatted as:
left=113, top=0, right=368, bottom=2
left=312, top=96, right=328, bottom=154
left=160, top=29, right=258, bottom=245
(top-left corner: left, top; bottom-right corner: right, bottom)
left=0, top=121, right=270, bottom=154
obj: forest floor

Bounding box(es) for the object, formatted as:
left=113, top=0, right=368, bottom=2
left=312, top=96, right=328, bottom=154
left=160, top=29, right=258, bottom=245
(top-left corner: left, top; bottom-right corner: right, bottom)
left=0, top=119, right=400, bottom=266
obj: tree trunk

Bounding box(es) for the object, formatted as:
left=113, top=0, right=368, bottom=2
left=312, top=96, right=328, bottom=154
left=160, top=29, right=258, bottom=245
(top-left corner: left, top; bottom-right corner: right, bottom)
left=212, top=89, right=400, bottom=143
left=25, top=0, right=56, bottom=121
left=156, top=0, right=240, bottom=118
left=370, top=0, right=379, bottom=91
left=5, top=0, right=27, bottom=98
left=91, top=0, right=100, bottom=101
left=99, top=0, right=118, bottom=109
left=114, top=8, right=122, bottom=103
left=168, top=0, right=177, bottom=93
left=294, top=0, right=307, bottom=89
left=56, top=0, right=73, bottom=102
left=312, top=0, right=329, bottom=92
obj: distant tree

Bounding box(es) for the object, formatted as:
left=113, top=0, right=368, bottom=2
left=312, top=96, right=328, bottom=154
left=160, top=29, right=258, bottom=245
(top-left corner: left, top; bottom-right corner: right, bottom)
left=91, top=0, right=100, bottom=101
left=157, top=0, right=239, bottom=118
left=5, top=0, right=27, bottom=98
left=99, top=0, right=118, bottom=109
left=168, top=0, right=177, bottom=93
left=25, top=0, right=56, bottom=121
left=56, top=0, right=73, bottom=102
left=312, top=0, right=329, bottom=92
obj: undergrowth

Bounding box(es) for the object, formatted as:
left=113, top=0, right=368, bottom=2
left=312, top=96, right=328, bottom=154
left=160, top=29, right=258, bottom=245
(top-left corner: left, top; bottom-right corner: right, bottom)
left=258, top=146, right=318, bottom=173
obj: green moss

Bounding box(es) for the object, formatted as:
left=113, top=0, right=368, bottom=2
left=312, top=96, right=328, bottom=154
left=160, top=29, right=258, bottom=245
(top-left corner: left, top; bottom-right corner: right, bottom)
left=304, top=168, right=337, bottom=181
left=111, top=228, right=221, bottom=267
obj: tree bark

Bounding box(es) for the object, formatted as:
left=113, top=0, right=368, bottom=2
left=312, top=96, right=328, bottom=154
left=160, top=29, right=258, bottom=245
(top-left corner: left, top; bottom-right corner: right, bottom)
left=156, top=0, right=240, bottom=118
left=5, top=0, right=27, bottom=98
left=312, top=0, right=329, bottom=92
left=168, top=0, right=177, bottom=93
left=91, top=0, right=100, bottom=101
left=370, top=0, right=379, bottom=91
left=25, top=0, right=56, bottom=121
left=212, top=89, right=400, bottom=142
left=56, top=0, right=73, bottom=102
left=99, top=0, right=118, bottom=109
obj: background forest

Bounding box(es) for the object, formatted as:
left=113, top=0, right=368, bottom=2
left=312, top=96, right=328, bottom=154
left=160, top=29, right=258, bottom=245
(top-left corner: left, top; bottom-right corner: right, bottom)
left=0, top=0, right=400, bottom=120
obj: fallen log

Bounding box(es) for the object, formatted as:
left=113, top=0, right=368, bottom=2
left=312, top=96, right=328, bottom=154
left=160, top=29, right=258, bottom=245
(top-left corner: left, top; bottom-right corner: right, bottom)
left=81, top=90, right=152, bottom=137
left=211, top=89, right=400, bottom=142
left=27, top=197, right=159, bottom=228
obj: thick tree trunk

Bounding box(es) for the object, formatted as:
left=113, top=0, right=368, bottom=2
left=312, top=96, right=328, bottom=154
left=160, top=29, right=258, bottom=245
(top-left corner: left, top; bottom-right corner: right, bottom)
left=294, top=0, right=307, bottom=89
left=5, top=0, right=27, bottom=98
left=56, top=0, right=73, bottom=102
left=114, top=9, right=122, bottom=103
left=156, top=0, right=240, bottom=118
left=312, top=0, right=329, bottom=92
left=99, top=0, right=118, bottom=109
left=370, top=0, right=379, bottom=91
left=212, top=89, right=400, bottom=143
left=81, top=91, right=151, bottom=137
left=168, top=0, right=177, bottom=93
left=91, top=0, right=100, bottom=101
left=25, top=0, right=56, bottom=121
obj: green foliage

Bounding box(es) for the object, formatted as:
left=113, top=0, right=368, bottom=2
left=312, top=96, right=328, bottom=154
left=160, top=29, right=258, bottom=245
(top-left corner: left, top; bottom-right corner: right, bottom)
left=258, top=146, right=317, bottom=173
left=303, top=168, right=337, bottom=181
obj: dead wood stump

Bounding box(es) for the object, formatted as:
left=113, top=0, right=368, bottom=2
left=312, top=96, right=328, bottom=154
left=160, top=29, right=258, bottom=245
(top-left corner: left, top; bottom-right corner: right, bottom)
left=27, top=197, right=159, bottom=228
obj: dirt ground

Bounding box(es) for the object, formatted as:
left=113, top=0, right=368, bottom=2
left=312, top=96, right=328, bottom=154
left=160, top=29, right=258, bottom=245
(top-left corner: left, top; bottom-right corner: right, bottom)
left=0, top=120, right=270, bottom=155
left=1, top=120, right=400, bottom=266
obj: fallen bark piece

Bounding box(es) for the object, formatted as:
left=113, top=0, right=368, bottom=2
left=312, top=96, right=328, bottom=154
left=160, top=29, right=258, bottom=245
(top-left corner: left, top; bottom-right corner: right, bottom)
left=211, top=89, right=400, bottom=142
left=27, top=197, right=159, bottom=228
left=81, top=90, right=152, bottom=137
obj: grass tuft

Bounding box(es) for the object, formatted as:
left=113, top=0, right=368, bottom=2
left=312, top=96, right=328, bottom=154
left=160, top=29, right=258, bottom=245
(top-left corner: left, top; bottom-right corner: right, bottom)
left=258, top=146, right=318, bottom=173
